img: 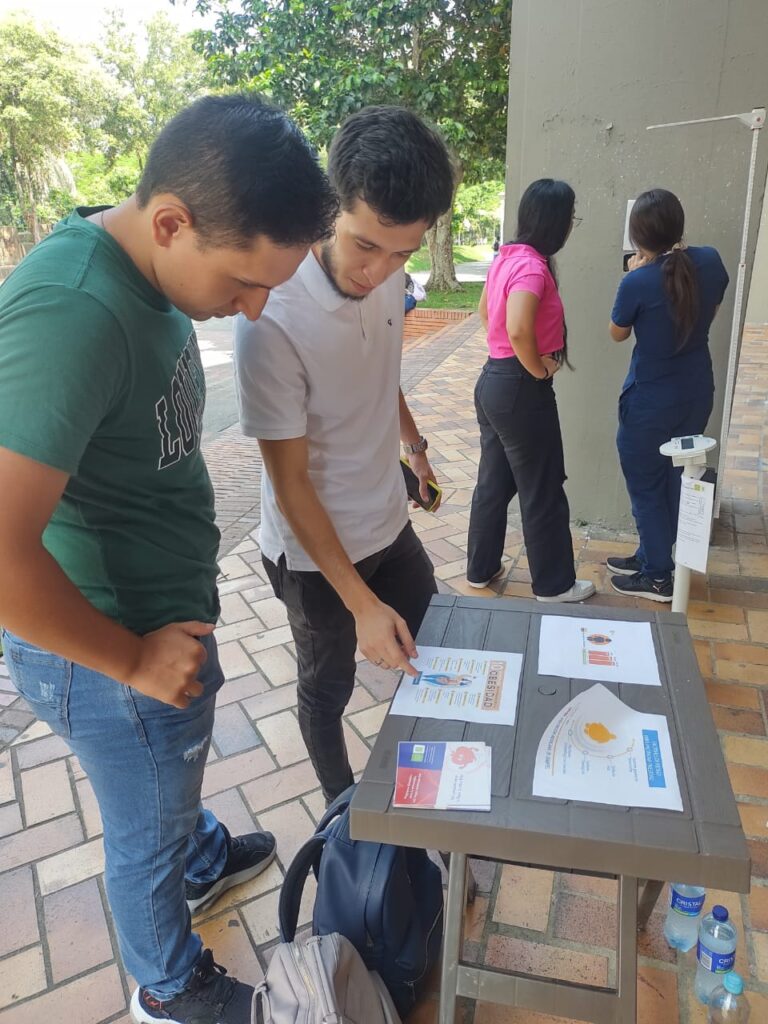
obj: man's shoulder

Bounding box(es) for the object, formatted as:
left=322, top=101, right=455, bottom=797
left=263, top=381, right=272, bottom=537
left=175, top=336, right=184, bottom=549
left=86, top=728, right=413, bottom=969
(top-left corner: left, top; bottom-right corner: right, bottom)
left=1, top=224, right=139, bottom=338
left=241, top=272, right=317, bottom=339
left=234, top=278, right=310, bottom=359
left=1, top=224, right=95, bottom=299
left=0, top=273, right=121, bottom=338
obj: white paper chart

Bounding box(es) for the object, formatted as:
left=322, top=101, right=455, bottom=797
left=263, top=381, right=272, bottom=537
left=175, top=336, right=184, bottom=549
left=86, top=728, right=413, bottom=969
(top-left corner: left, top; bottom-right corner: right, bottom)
left=538, top=616, right=661, bottom=686
left=533, top=684, right=683, bottom=811
left=676, top=476, right=715, bottom=573
left=390, top=646, right=522, bottom=725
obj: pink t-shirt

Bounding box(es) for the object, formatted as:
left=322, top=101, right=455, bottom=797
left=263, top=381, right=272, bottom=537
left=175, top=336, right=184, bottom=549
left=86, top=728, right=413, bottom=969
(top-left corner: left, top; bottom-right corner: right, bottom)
left=485, top=243, right=565, bottom=358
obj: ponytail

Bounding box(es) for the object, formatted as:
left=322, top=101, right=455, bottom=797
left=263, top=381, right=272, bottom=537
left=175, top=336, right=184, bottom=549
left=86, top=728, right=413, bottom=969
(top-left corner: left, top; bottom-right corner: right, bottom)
left=662, top=247, right=698, bottom=349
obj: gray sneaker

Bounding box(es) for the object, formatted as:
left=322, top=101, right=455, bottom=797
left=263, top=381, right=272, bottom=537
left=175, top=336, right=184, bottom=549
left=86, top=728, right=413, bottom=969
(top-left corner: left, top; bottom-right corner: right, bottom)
left=536, top=580, right=596, bottom=603
left=467, top=565, right=506, bottom=589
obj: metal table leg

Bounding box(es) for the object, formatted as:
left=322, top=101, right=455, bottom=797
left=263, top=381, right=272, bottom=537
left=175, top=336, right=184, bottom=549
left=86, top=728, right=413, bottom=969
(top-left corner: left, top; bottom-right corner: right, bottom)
left=439, top=851, right=477, bottom=904
left=637, top=879, right=665, bottom=931
left=617, top=876, right=638, bottom=1024
left=439, top=852, right=467, bottom=1024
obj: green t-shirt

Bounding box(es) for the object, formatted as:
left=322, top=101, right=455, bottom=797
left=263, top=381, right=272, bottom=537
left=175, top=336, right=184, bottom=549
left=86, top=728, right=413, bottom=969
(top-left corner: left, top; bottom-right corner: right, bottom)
left=0, top=209, right=220, bottom=634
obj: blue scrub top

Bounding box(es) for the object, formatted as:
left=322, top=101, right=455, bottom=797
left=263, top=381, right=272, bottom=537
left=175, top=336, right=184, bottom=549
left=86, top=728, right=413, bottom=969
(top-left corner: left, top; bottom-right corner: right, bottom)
left=611, top=245, right=729, bottom=407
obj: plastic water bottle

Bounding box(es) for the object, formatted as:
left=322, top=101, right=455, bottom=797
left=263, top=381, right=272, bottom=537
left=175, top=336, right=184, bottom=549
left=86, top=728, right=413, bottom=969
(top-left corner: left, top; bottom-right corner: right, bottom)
left=708, top=972, right=750, bottom=1022
left=696, top=905, right=738, bottom=1004
left=663, top=883, right=706, bottom=951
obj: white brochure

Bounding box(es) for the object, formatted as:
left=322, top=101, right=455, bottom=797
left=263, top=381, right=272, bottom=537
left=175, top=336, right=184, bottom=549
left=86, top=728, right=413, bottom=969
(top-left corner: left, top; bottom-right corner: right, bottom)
left=390, top=646, right=522, bottom=725
left=538, top=616, right=661, bottom=686
left=533, top=683, right=683, bottom=811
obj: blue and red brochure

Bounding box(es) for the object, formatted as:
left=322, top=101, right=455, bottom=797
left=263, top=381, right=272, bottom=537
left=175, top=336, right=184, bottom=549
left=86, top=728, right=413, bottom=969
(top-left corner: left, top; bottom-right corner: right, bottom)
left=393, top=741, right=491, bottom=811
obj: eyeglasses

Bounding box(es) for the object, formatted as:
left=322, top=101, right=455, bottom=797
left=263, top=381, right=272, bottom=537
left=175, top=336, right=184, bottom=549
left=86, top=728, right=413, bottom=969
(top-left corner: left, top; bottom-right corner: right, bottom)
left=572, top=216, right=583, bottom=227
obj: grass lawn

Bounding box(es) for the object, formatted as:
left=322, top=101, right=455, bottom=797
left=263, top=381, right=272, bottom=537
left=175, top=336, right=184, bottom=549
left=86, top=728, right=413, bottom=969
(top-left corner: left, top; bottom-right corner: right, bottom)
left=421, top=281, right=483, bottom=311
left=406, top=243, right=492, bottom=273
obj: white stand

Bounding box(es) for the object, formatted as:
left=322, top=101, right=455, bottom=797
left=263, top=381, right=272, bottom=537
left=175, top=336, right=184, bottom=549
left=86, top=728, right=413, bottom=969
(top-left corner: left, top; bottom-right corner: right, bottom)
left=659, top=436, right=718, bottom=614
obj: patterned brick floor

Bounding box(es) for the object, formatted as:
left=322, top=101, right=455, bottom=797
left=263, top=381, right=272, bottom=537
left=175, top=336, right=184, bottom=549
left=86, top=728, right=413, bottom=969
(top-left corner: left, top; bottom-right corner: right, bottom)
left=1, top=321, right=767, bottom=1024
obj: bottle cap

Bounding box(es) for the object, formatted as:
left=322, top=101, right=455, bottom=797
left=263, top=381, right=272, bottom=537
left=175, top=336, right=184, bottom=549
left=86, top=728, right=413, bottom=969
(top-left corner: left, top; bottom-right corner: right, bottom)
left=723, top=972, right=743, bottom=995
left=712, top=905, right=729, bottom=922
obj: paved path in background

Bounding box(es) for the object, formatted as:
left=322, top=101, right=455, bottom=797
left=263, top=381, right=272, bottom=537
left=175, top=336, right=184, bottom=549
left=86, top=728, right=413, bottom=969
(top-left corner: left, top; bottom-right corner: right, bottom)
left=411, top=258, right=492, bottom=288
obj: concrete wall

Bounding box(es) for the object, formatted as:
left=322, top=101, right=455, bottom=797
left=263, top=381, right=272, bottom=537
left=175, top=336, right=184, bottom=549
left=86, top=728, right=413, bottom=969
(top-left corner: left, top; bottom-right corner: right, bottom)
left=505, top=0, right=768, bottom=528
left=746, top=187, right=768, bottom=323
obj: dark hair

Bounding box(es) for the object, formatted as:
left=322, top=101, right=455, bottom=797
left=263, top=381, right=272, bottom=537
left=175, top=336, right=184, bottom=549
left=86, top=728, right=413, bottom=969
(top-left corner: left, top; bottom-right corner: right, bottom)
left=510, top=178, right=576, bottom=366
left=327, top=106, right=453, bottom=227
left=136, top=95, right=338, bottom=249
left=629, top=189, right=698, bottom=346
left=513, top=178, right=575, bottom=256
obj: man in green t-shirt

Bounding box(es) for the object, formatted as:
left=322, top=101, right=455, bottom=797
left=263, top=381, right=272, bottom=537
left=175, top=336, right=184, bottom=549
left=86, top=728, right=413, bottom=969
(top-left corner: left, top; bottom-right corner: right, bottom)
left=0, top=96, right=337, bottom=1024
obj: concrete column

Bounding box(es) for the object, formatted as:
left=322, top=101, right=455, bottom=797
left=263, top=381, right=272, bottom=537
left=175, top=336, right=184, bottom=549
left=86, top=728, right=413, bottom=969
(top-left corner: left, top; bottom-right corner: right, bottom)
left=746, top=193, right=768, bottom=323
left=505, top=0, right=768, bottom=527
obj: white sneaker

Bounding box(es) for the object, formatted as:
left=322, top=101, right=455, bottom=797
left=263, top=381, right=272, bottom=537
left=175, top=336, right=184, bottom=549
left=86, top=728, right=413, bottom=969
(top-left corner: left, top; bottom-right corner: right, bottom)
left=536, top=580, right=596, bottom=603
left=467, top=565, right=506, bottom=589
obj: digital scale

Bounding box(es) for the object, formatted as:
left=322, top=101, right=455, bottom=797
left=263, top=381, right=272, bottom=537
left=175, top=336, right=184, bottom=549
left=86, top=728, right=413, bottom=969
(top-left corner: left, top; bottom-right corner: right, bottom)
left=659, top=434, right=717, bottom=467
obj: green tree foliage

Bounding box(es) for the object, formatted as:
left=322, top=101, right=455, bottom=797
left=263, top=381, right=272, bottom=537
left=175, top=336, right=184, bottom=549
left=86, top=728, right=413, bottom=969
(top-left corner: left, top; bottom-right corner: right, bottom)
left=68, top=151, right=142, bottom=208
left=97, top=10, right=211, bottom=171
left=0, top=12, right=109, bottom=237
left=193, top=0, right=510, bottom=289
left=452, top=179, right=504, bottom=244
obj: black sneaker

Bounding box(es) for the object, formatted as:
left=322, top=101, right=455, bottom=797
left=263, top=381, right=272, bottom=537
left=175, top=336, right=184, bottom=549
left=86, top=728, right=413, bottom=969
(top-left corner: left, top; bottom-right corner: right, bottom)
left=186, top=825, right=276, bottom=916
left=130, top=949, right=253, bottom=1023
left=610, top=572, right=673, bottom=603
left=606, top=555, right=642, bottom=576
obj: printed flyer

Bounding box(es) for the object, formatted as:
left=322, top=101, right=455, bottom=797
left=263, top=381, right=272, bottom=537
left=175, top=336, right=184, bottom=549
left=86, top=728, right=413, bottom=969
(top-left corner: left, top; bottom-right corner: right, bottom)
left=538, top=616, right=661, bottom=686
left=389, top=646, right=522, bottom=725
left=532, top=683, right=682, bottom=811
left=393, top=741, right=491, bottom=811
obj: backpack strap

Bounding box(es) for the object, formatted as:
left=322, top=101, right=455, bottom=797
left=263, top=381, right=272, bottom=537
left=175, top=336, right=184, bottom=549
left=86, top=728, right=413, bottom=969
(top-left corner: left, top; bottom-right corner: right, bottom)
left=314, top=783, right=357, bottom=833
left=278, top=834, right=325, bottom=941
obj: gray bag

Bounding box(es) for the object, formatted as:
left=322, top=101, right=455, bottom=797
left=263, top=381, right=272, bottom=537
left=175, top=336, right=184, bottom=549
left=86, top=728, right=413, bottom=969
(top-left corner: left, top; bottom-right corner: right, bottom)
left=252, top=932, right=402, bottom=1024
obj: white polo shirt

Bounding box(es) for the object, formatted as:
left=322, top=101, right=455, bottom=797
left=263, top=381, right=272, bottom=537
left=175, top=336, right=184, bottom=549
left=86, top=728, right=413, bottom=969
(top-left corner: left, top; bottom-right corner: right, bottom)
left=234, top=251, right=409, bottom=571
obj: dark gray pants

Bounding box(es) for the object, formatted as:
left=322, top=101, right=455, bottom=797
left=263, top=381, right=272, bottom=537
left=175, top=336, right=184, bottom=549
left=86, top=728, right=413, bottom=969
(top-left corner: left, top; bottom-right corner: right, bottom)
left=263, top=522, right=437, bottom=802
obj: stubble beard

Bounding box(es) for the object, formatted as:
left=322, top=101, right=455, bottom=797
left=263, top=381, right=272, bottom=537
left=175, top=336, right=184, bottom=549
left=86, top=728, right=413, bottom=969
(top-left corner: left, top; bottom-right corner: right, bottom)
left=318, top=241, right=364, bottom=302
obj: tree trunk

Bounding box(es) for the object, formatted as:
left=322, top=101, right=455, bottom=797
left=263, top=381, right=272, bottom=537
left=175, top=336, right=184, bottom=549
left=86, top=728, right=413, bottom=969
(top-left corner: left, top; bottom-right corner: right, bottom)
left=425, top=159, right=464, bottom=293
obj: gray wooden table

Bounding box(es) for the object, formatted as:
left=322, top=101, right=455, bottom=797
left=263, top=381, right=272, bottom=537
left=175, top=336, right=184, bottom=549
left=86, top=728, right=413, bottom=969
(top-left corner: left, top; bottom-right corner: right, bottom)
left=350, top=595, right=750, bottom=1024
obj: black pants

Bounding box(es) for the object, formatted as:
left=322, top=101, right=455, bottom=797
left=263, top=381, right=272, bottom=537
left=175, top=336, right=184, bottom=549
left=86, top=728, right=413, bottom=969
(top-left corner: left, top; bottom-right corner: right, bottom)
left=263, top=522, right=437, bottom=802
left=467, top=358, right=575, bottom=597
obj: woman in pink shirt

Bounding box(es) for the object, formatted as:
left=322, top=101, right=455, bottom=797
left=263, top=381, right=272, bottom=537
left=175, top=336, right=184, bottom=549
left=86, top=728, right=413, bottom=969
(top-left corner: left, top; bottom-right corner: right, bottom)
left=466, top=179, right=595, bottom=602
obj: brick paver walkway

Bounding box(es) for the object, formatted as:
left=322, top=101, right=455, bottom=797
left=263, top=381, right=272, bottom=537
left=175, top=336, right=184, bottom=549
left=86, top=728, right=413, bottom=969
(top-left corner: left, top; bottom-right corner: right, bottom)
left=1, top=320, right=767, bottom=1024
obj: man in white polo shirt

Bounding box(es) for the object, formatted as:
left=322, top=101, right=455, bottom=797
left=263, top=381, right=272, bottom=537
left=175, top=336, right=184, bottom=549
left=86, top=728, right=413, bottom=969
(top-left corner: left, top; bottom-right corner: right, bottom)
left=235, top=106, right=453, bottom=800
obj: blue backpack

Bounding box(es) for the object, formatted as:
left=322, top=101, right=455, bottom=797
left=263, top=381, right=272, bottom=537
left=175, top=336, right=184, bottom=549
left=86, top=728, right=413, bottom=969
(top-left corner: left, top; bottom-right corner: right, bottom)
left=278, top=785, right=444, bottom=1017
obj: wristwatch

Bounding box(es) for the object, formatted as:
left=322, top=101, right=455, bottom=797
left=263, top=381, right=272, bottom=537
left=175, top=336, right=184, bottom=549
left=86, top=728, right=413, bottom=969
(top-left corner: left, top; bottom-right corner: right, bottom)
left=402, top=435, right=428, bottom=454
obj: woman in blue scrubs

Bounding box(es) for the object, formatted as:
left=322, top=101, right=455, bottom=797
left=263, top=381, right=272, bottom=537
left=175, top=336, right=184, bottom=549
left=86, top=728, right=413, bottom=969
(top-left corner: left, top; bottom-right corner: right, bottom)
left=608, top=189, right=729, bottom=602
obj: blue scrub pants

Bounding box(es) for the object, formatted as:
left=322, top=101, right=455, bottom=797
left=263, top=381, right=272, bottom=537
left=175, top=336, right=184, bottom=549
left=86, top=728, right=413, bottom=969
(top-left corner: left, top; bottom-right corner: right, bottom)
left=617, top=384, right=713, bottom=579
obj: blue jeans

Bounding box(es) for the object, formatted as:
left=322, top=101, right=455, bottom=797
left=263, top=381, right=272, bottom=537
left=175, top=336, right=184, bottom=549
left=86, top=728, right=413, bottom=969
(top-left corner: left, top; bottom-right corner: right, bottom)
left=2, top=629, right=228, bottom=999
left=617, top=385, right=713, bottom=578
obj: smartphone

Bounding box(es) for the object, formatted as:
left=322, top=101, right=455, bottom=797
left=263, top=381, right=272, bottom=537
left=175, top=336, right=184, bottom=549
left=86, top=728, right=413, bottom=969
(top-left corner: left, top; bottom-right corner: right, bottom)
left=400, top=457, right=442, bottom=512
